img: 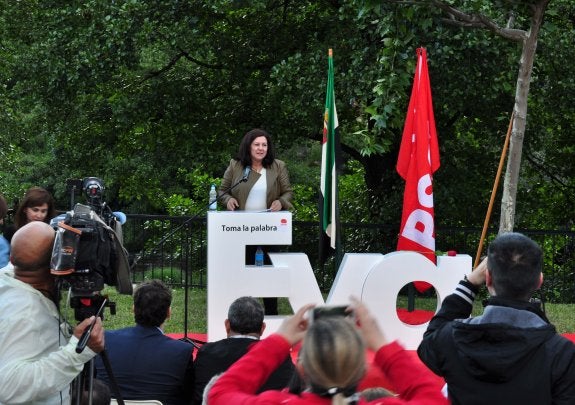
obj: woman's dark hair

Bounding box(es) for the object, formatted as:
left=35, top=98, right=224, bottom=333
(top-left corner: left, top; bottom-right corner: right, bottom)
left=0, top=194, right=7, bottom=218
left=236, top=128, right=276, bottom=168
left=14, top=187, right=56, bottom=229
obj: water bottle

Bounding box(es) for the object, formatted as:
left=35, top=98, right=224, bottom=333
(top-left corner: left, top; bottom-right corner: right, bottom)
left=255, top=246, right=264, bottom=266
left=209, top=184, right=217, bottom=211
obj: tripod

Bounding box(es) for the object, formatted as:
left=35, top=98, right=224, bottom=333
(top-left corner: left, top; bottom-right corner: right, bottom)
left=66, top=297, right=126, bottom=405
left=72, top=352, right=125, bottom=405
left=130, top=175, right=248, bottom=347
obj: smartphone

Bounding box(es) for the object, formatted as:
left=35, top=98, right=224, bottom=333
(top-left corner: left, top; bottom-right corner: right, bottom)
left=311, top=305, right=352, bottom=322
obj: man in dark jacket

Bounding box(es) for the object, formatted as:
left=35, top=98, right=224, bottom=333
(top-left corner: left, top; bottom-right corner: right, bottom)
left=418, top=232, right=575, bottom=405
left=193, top=296, right=295, bottom=403
left=95, top=280, right=194, bottom=405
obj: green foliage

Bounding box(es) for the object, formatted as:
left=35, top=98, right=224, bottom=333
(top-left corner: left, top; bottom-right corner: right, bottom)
left=164, top=168, right=221, bottom=216
left=291, top=184, right=318, bottom=222
left=513, top=0, right=575, bottom=229
left=0, top=0, right=573, bottom=233
left=339, top=160, right=370, bottom=223
left=290, top=158, right=371, bottom=223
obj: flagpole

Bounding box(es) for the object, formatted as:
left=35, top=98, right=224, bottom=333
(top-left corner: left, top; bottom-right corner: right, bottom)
left=335, top=186, right=342, bottom=270
left=474, top=111, right=515, bottom=268
left=318, top=48, right=340, bottom=272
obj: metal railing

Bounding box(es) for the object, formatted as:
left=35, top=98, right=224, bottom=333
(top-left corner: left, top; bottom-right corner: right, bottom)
left=122, top=214, right=575, bottom=303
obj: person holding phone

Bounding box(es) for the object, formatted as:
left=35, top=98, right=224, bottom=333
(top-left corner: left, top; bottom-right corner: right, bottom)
left=208, top=297, right=448, bottom=405
left=417, top=233, right=575, bottom=404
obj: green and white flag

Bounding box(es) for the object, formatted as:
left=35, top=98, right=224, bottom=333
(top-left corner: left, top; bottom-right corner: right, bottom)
left=319, top=49, right=340, bottom=264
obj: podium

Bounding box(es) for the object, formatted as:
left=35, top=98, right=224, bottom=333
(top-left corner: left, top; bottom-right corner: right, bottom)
left=207, top=211, right=297, bottom=341
left=205, top=211, right=471, bottom=349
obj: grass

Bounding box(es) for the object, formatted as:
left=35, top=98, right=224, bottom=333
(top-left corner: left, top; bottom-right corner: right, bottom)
left=67, top=286, right=575, bottom=335
left=542, top=303, right=575, bottom=334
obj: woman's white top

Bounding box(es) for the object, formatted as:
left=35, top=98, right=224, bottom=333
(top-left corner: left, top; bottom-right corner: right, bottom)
left=245, top=168, right=267, bottom=211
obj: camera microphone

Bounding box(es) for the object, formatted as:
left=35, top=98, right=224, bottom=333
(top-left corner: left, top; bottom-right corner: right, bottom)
left=112, top=211, right=127, bottom=225
left=241, top=166, right=251, bottom=182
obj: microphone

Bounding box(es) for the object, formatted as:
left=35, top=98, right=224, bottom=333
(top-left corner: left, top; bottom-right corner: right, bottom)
left=241, top=166, right=251, bottom=182
left=112, top=211, right=127, bottom=225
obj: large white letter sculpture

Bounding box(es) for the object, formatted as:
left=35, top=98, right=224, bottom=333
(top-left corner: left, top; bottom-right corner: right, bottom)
left=207, top=211, right=471, bottom=349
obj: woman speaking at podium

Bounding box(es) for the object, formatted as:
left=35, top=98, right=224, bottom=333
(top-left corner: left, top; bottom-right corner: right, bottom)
left=219, top=128, right=293, bottom=315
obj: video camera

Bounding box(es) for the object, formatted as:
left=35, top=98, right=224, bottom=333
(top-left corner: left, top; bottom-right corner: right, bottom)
left=50, top=177, right=132, bottom=321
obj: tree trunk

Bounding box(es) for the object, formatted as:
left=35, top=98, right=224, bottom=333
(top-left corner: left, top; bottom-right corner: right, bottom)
left=498, top=1, right=548, bottom=233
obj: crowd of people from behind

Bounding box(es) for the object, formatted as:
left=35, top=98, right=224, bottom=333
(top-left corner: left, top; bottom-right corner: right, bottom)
left=193, top=296, right=295, bottom=403
left=2, top=227, right=573, bottom=404
left=1, top=129, right=574, bottom=404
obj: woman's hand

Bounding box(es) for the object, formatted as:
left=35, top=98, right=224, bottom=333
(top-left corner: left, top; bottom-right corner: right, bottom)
left=227, top=198, right=239, bottom=211
left=269, top=200, right=282, bottom=212
left=277, top=303, right=315, bottom=346
left=350, top=296, right=387, bottom=352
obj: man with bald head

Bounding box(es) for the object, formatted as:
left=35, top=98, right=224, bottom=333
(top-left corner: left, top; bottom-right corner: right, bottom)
left=0, top=221, right=105, bottom=405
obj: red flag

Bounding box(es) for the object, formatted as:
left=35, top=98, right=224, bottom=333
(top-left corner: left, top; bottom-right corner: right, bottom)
left=396, top=48, right=440, bottom=292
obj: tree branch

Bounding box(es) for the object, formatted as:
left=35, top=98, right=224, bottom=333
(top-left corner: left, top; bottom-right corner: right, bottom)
left=525, top=151, right=575, bottom=191
left=178, top=48, right=225, bottom=69
left=139, top=51, right=186, bottom=83
left=429, top=0, right=527, bottom=42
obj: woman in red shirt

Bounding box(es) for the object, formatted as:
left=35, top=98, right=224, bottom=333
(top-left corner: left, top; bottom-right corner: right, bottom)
left=208, top=298, right=448, bottom=405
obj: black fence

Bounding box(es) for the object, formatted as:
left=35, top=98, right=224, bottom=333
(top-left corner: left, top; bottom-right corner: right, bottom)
left=121, top=214, right=575, bottom=303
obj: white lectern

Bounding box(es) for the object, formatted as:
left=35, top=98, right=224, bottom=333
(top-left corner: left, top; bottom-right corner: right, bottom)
left=205, top=211, right=471, bottom=349
left=207, top=211, right=295, bottom=341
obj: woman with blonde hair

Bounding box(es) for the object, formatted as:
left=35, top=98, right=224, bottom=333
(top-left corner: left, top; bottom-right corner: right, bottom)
left=208, top=297, right=448, bottom=405
left=298, top=316, right=366, bottom=403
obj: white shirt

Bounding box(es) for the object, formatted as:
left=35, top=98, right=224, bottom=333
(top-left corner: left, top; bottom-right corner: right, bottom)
left=244, top=169, right=268, bottom=211
left=0, top=273, right=96, bottom=405
left=0, top=261, right=14, bottom=274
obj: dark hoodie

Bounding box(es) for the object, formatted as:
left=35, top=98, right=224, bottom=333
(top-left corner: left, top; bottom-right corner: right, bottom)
left=417, top=280, right=575, bottom=405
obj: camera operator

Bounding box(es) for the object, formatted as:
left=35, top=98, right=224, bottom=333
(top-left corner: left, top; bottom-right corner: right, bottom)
left=0, top=221, right=105, bottom=405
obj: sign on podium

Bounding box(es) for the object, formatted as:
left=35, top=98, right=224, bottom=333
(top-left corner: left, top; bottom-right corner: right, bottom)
left=206, top=210, right=471, bottom=349
left=207, top=211, right=317, bottom=341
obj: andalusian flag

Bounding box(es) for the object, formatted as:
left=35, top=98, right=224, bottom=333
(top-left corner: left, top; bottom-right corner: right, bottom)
left=319, top=48, right=340, bottom=265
